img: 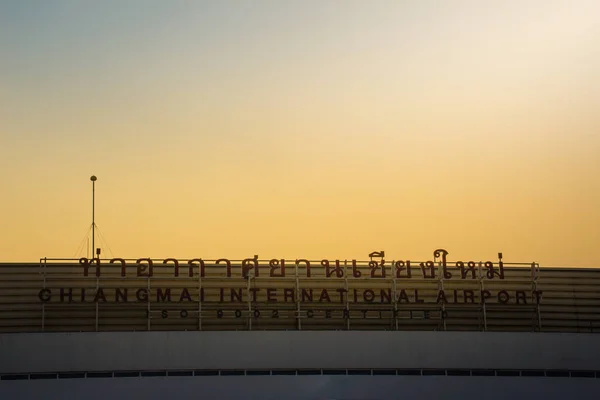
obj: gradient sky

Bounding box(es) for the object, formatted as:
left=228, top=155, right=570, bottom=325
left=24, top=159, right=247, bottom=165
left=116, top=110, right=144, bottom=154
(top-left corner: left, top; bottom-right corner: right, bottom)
left=1, top=0, right=599, bottom=266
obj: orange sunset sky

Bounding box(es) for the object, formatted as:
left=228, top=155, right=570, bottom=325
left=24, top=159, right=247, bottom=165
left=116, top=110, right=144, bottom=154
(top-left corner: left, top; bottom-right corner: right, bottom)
left=1, top=1, right=599, bottom=266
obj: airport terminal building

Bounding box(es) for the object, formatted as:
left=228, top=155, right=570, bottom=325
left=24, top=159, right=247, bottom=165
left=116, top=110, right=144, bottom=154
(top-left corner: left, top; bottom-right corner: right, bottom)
left=1, top=249, right=600, bottom=399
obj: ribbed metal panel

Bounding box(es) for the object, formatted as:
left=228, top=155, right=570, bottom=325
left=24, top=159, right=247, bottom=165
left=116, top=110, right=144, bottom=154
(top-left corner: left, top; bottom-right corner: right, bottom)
left=0, top=257, right=598, bottom=333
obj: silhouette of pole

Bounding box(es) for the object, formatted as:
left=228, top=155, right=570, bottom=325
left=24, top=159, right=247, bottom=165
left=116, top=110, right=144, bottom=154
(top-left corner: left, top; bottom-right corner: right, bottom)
left=90, top=175, right=97, bottom=259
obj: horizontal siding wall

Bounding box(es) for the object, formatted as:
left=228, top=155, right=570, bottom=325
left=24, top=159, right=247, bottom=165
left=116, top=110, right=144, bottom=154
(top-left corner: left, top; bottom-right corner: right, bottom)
left=1, top=331, right=599, bottom=374
left=2, top=260, right=600, bottom=333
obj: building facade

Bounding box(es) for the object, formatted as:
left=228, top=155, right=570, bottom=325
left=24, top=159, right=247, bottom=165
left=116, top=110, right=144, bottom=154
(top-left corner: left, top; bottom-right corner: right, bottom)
left=1, top=251, right=600, bottom=399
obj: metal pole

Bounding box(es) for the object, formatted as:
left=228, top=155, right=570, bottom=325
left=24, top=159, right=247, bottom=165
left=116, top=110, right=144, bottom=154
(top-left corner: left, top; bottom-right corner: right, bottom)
left=295, top=260, right=301, bottom=330
left=90, top=175, right=97, bottom=259
left=344, top=260, right=350, bottom=331
left=41, top=257, right=46, bottom=332
left=480, top=262, right=487, bottom=331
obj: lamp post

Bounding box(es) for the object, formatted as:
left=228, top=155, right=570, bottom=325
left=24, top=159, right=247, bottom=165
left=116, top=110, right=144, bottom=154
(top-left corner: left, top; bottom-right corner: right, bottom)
left=90, top=175, right=97, bottom=259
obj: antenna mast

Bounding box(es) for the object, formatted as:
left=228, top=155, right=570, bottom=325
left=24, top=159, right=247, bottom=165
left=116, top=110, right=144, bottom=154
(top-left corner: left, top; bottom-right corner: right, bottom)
left=90, top=175, right=97, bottom=259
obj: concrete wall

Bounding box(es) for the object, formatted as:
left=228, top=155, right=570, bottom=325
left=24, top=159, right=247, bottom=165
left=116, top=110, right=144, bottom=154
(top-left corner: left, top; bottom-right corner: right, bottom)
left=3, top=376, right=600, bottom=400
left=1, top=331, right=600, bottom=374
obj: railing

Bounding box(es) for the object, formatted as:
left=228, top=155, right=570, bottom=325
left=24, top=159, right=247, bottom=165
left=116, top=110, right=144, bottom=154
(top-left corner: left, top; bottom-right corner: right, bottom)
left=2, top=368, right=600, bottom=381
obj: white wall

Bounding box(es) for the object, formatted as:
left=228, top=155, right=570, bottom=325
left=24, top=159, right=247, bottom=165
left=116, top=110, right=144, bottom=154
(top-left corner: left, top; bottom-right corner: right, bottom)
left=1, top=331, right=599, bottom=374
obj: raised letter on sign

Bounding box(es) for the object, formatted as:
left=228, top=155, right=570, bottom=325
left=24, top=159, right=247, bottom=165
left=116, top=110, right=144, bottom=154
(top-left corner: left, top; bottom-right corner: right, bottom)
left=351, top=259, right=362, bottom=278
left=458, top=261, right=476, bottom=280
left=110, top=258, right=126, bottom=277
left=380, top=289, right=392, bottom=304
left=396, top=290, right=409, bottom=303
left=516, top=291, right=527, bottom=304
left=322, top=259, right=343, bottom=278
left=414, top=289, right=424, bottom=303
left=180, top=288, right=193, bottom=302
left=94, top=288, right=107, bottom=303
left=163, top=258, right=179, bottom=276
left=420, top=261, right=436, bottom=279
left=60, top=288, right=73, bottom=303
left=242, top=255, right=259, bottom=278
left=136, top=258, right=153, bottom=277
left=115, top=288, right=128, bottom=303
left=216, top=259, right=231, bottom=277
left=436, top=290, right=448, bottom=304
left=136, top=288, right=148, bottom=302
left=163, top=258, right=179, bottom=277
left=485, top=254, right=505, bottom=279
left=267, top=288, right=277, bottom=302
left=230, top=288, right=243, bottom=303
left=187, top=259, right=203, bottom=277
left=336, top=288, right=347, bottom=303
left=80, top=257, right=101, bottom=277
left=395, top=261, right=412, bottom=278
left=369, top=259, right=386, bottom=278
left=480, top=290, right=492, bottom=303
left=39, top=289, right=51, bottom=303
left=296, top=259, right=311, bottom=277
left=434, top=249, right=451, bottom=279
left=249, top=288, right=259, bottom=302
left=283, top=288, right=295, bottom=302
left=157, top=288, right=171, bottom=302
left=269, top=259, right=285, bottom=277
left=463, top=290, right=475, bottom=304
left=301, top=289, right=313, bottom=302
left=319, top=289, right=331, bottom=302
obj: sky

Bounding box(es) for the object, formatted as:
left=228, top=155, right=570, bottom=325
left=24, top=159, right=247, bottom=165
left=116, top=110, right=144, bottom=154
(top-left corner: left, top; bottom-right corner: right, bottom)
left=0, top=0, right=599, bottom=266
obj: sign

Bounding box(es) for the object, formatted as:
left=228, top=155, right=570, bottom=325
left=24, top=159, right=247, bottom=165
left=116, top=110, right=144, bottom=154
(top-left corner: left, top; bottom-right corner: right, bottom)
left=6, top=249, right=600, bottom=333
left=33, top=249, right=543, bottom=327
